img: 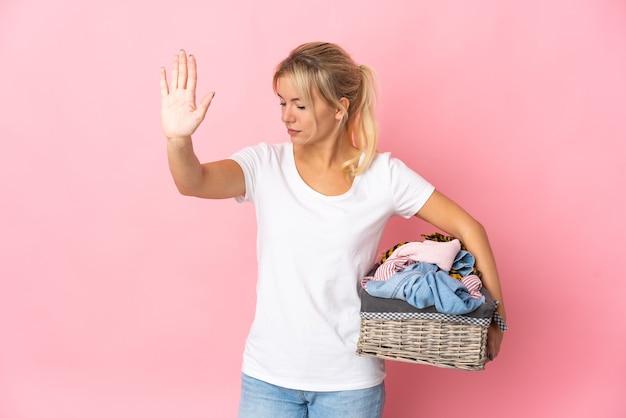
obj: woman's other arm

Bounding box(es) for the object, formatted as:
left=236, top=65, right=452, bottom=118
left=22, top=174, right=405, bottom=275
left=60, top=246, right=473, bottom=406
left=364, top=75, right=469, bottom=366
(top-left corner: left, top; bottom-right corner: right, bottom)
left=416, top=190, right=506, bottom=360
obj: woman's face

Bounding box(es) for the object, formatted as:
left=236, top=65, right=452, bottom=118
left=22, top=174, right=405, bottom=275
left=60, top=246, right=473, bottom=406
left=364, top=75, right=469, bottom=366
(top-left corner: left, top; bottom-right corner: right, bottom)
left=276, top=76, right=342, bottom=146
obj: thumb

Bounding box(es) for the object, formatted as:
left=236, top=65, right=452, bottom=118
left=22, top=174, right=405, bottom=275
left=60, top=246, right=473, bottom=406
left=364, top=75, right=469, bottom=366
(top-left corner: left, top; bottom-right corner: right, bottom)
left=196, top=91, right=216, bottom=117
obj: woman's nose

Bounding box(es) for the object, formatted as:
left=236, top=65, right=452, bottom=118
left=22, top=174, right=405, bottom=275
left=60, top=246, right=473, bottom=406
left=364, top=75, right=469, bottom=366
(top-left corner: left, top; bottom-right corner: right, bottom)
left=281, top=106, right=295, bottom=123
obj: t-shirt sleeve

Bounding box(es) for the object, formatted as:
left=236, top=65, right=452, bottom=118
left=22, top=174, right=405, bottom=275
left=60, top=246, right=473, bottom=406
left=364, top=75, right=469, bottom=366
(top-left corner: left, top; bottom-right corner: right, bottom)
left=388, top=155, right=435, bottom=218
left=229, top=143, right=269, bottom=203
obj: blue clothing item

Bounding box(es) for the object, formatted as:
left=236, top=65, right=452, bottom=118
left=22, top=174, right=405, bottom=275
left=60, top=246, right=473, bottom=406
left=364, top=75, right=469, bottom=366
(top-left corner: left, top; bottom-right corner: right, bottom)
left=452, top=250, right=476, bottom=277
left=365, top=262, right=485, bottom=315
left=238, top=373, right=385, bottom=418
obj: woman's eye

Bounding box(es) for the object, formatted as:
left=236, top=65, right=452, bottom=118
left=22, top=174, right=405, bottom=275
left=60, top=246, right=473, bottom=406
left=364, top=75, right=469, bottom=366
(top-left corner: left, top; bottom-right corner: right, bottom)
left=278, top=101, right=305, bottom=110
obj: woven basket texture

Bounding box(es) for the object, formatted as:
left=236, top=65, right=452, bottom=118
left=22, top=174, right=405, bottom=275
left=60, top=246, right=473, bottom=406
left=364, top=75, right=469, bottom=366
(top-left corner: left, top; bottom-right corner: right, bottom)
left=357, top=317, right=490, bottom=371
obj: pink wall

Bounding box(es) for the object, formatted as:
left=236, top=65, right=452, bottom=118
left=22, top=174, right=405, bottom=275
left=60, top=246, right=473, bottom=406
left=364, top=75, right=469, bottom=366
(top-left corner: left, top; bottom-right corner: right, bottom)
left=1, top=0, right=625, bottom=417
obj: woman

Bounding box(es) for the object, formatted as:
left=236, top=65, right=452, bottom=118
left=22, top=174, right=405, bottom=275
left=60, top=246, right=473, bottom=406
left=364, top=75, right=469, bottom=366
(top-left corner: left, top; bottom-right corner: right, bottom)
left=160, top=42, right=506, bottom=418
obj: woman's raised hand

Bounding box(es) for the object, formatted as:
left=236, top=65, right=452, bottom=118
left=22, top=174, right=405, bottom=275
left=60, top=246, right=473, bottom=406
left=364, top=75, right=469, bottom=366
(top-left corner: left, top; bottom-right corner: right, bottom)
left=160, top=50, right=215, bottom=140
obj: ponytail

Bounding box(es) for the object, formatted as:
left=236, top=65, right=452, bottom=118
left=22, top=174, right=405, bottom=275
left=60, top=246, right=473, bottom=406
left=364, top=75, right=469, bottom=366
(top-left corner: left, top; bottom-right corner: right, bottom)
left=342, top=64, right=378, bottom=177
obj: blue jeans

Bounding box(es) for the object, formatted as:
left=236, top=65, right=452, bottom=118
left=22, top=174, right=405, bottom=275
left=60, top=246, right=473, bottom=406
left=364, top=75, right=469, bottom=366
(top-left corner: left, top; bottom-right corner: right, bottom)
left=238, top=373, right=386, bottom=418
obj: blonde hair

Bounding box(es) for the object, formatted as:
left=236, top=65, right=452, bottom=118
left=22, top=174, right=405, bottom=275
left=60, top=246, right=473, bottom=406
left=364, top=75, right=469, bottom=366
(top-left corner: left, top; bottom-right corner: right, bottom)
left=273, top=42, right=378, bottom=176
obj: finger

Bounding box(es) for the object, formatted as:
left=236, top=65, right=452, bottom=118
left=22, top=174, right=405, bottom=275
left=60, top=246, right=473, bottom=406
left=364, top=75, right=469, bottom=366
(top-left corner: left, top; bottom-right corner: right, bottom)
left=171, top=54, right=179, bottom=89
left=493, top=337, right=501, bottom=357
left=487, top=328, right=496, bottom=361
left=187, top=54, right=198, bottom=94
left=177, top=49, right=188, bottom=90
left=196, top=91, right=216, bottom=119
left=487, top=329, right=502, bottom=361
left=488, top=341, right=496, bottom=361
left=159, top=67, right=169, bottom=97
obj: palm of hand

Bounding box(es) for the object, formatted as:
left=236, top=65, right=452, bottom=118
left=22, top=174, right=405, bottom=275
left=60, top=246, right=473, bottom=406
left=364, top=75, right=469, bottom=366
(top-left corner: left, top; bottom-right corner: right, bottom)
left=160, top=50, right=213, bottom=140
left=161, top=88, right=204, bottom=139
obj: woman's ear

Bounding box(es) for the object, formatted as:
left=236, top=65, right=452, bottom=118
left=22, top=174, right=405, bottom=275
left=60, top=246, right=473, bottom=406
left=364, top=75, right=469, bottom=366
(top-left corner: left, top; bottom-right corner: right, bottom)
left=335, top=97, right=350, bottom=121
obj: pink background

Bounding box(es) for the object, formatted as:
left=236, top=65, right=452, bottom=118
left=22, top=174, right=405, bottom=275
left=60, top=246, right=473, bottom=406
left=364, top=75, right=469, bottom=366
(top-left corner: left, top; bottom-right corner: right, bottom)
left=1, top=0, right=625, bottom=417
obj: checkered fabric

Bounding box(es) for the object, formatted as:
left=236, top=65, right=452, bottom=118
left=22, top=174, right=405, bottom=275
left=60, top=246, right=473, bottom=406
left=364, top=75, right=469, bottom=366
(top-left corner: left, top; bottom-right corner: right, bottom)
left=493, top=312, right=508, bottom=331
left=360, top=311, right=492, bottom=327
left=492, top=301, right=508, bottom=331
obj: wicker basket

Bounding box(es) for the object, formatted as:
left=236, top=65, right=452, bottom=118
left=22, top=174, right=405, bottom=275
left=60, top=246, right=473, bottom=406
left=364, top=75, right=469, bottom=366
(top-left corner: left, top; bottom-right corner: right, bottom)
left=356, top=283, right=495, bottom=371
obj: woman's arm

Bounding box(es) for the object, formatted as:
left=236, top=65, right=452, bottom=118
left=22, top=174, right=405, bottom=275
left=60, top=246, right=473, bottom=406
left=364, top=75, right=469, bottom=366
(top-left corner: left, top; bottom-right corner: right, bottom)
left=416, top=190, right=507, bottom=360
left=160, top=50, right=245, bottom=199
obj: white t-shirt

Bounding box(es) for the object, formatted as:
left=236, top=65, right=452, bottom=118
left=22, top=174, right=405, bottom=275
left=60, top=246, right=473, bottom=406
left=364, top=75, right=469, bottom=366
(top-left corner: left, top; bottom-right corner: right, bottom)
left=231, top=142, right=435, bottom=391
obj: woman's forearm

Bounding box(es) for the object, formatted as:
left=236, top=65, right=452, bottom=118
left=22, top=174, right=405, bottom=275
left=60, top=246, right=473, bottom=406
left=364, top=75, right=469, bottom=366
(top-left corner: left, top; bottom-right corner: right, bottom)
left=457, top=221, right=507, bottom=322
left=166, top=136, right=205, bottom=196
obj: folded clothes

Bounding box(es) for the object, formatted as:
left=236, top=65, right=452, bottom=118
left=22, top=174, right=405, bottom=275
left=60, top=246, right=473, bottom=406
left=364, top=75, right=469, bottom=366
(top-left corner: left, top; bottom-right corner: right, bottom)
left=461, top=274, right=483, bottom=299
left=363, top=239, right=463, bottom=288
left=451, top=250, right=475, bottom=277
left=369, top=256, right=417, bottom=282
left=422, top=232, right=482, bottom=279
left=365, top=262, right=485, bottom=315
left=359, top=282, right=496, bottom=319
left=379, top=242, right=409, bottom=263
left=386, top=239, right=461, bottom=272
